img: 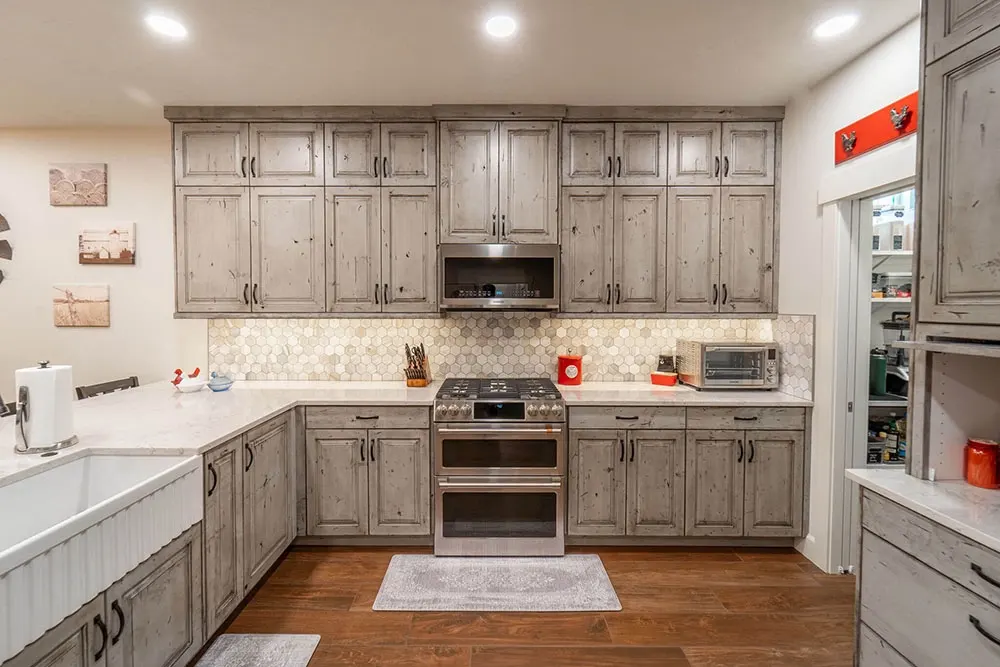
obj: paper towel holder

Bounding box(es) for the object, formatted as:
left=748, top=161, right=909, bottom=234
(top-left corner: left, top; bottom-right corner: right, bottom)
left=14, top=361, right=80, bottom=455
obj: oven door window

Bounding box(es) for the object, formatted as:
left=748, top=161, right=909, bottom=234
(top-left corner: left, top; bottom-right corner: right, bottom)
left=441, top=491, right=557, bottom=538
left=703, top=348, right=765, bottom=382
left=442, top=257, right=556, bottom=301
left=440, top=435, right=559, bottom=469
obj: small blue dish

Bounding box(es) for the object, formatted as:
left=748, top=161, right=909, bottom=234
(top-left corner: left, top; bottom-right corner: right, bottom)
left=208, top=372, right=235, bottom=392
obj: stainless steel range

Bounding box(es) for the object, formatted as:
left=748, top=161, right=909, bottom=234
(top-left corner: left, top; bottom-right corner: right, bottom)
left=433, top=378, right=566, bottom=557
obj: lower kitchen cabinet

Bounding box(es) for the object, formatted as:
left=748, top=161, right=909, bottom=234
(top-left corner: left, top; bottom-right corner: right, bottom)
left=202, top=436, right=244, bottom=637
left=306, top=428, right=430, bottom=537
left=104, top=525, right=203, bottom=667
left=4, top=595, right=107, bottom=667
left=243, top=414, right=294, bottom=590
left=685, top=430, right=745, bottom=536
left=568, top=429, right=685, bottom=537
left=743, top=430, right=804, bottom=537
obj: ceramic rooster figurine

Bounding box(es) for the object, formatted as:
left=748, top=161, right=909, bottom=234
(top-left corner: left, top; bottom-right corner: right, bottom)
left=171, top=367, right=201, bottom=386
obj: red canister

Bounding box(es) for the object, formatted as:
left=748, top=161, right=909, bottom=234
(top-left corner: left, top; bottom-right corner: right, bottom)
left=557, top=354, right=583, bottom=385
left=965, top=438, right=1000, bottom=489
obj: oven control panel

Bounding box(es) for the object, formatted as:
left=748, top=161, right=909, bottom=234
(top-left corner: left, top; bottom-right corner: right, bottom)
left=434, top=400, right=564, bottom=422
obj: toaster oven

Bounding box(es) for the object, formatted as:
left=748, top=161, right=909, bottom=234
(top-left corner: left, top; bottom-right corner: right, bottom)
left=676, top=340, right=779, bottom=390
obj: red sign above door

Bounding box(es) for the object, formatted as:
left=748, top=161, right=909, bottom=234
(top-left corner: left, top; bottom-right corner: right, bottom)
left=834, top=91, right=919, bottom=165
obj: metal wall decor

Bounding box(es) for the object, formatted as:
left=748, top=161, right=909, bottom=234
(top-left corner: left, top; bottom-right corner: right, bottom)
left=889, top=105, right=912, bottom=131
left=841, top=131, right=857, bottom=154
left=834, top=91, right=919, bottom=165
left=0, top=213, right=10, bottom=286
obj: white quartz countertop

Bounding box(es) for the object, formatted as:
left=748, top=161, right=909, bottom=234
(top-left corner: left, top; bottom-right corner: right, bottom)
left=847, top=468, right=1000, bottom=553
left=561, top=382, right=813, bottom=407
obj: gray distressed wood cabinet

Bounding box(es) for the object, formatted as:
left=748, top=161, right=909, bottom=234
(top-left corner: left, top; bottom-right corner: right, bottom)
left=243, top=414, right=295, bottom=590
left=326, top=123, right=436, bottom=186
left=3, top=595, right=106, bottom=667
left=561, top=122, right=668, bottom=187
left=667, top=122, right=775, bottom=186
left=305, top=417, right=430, bottom=537
left=202, top=436, right=244, bottom=637
left=440, top=120, right=559, bottom=244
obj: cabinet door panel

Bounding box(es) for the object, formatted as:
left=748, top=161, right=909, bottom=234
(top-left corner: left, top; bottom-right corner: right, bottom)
left=561, top=187, right=614, bottom=313
left=325, top=187, right=381, bottom=313
left=381, top=187, right=437, bottom=313
left=105, top=527, right=203, bottom=667
left=668, top=123, right=721, bottom=186
left=250, top=187, right=325, bottom=312
left=306, top=429, right=368, bottom=536
left=722, top=122, right=775, bottom=186
left=243, top=416, right=291, bottom=589
left=174, top=123, right=248, bottom=186
left=368, top=429, right=430, bottom=536
left=325, top=123, right=379, bottom=186
left=666, top=187, right=721, bottom=313
left=926, top=0, right=1000, bottom=62
left=4, top=596, right=105, bottom=667
left=920, top=34, right=1000, bottom=324
left=568, top=430, right=626, bottom=536
left=627, top=430, right=686, bottom=536
left=744, top=431, right=804, bottom=537
left=719, top=187, right=774, bottom=313
left=562, top=123, right=615, bottom=186
left=203, top=437, right=243, bottom=637
left=500, top=121, right=559, bottom=243
left=381, top=123, right=436, bottom=186
left=440, top=121, right=499, bottom=243
left=685, top=430, right=744, bottom=536
left=615, top=123, right=668, bottom=186
left=175, top=187, right=251, bottom=313
left=249, top=123, right=323, bottom=186
left=614, top=187, right=667, bottom=313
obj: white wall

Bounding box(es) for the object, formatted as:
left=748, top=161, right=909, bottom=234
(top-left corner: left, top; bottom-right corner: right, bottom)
left=0, top=127, right=206, bottom=402
left=780, top=19, right=921, bottom=571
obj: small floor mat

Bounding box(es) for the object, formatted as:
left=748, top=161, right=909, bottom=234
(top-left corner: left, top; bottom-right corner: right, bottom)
left=195, top=634, right=320, bottom=667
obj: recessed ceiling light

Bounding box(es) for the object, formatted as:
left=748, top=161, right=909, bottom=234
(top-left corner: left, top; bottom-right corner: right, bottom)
left=813, top=13, right=859, bottom=39
left=144, top=14, right=188, bottom=39
left=485, top=15, right=517, bottom=39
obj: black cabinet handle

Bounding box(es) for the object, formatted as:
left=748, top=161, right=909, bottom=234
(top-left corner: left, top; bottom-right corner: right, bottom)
left=629, top=438, right=635, bottom=463
left=94, top=615, right=108, bottom=661
left=714, top=156, right=720, bottom=177
left=370, top=440, right=375, bottom=461
left=616, top=156, right=622, bottom=178
left=606, top=283, right=612, bottom=305
left=252, top=283, right=259, bottom=306
left=383, top=157, right=388, bottom=178
left=244, top=442, right=253, bottom=472
left=615, top=284, right=621, bottom=305
left=374, top=282, right=379, bottom=305
left=615, top=415, right=639, bottom=421
left=373, top=156, right=379, bottom=178
left=971, top=615, right=1000, bottom=648
left=361, top=439, right=366, bottom=462
left=972, top=563, right=1000, bottom=590
left=748, top=440, right=755, bottom=463
left=111, top=600, right=125, bottom=645
left=501, top=215, right=507, bottom=239
left=619, top=438, right=625, bottom=463
left=723, top=156, right=730, bottom=177
left=207, top=463, right=218, bottom=497
left=250, top=157, right=257, bottom=178
left=243, top=283, right=250, bottom=305
left=383, top=283, right=389, bottom=304
left=492, top=213, right=497, bottom=237
left=722, top=283, right=728, bottom=305
left=713, top=284, right=719, bottom=305
left=240, top=156, right=247, bottom=178
left=734, top=416, right=759, bottom=422
left=737, top=440, right=744, bottom=463
left=607, top=156, right=613, bottom=178
left=355, top=415, right=379, bottom=420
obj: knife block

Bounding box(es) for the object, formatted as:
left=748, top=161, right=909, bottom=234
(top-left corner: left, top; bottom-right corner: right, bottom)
left=404, top=355, right=432, bottom=387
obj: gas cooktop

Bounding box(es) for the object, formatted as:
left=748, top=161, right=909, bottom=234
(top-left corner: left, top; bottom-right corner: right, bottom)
left=434, top=378, right=564, bottom=422
left=436, top=378, right=561, bottom=401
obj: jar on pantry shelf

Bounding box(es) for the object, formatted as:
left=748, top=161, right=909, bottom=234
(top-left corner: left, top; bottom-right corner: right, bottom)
left=965, top=438, right=1000, bottom=489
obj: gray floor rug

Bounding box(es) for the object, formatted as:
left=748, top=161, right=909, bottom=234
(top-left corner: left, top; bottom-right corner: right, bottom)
left=372, top=554, right=622, bottom=611
left=195, top=634, right=320, bottom=667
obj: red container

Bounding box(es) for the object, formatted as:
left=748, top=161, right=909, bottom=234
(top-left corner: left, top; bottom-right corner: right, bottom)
left=965, top=438, right=1000, bottom=489
left=557, top=354, right=582, bottom=385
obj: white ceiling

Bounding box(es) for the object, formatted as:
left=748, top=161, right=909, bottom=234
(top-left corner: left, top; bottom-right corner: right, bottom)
left=0, top=0, right=920, bottom=126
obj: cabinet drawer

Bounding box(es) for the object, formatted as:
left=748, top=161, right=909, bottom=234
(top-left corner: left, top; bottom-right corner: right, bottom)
left=568, top=406, right=685, bottom=429
left=686, top=407, right=804, bottom=430
left=859, top=624, right=915, bottom=667
left=246, top=412, right=290, bottom=443
left=861, top=530, right=1000, bottom=667
left=305, top=406, right=430, bottom=429
left=862, top=489, right=1000, bottom=609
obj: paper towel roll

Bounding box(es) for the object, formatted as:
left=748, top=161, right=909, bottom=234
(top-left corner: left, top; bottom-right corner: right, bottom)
left=14, top=363, right=76, bottom=450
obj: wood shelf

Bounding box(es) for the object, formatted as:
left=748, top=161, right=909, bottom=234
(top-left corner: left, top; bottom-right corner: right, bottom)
left=869, top=399, right=908, bottom=408
left=893, top=339, right=1000, bottom=359
left=872, top=297, right=912, bottom=305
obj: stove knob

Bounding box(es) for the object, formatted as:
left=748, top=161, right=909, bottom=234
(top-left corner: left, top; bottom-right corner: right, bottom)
left=435, top=404, right=448, bottom=418
left=459, top=404, right=472, bottom=417
left=549, top=404, right=563, bottom=417
left=526, top=404, right=539, bottom=417
left=537, top=404, right=550, bottom=417
left=447, top=404, right=460, bottom=416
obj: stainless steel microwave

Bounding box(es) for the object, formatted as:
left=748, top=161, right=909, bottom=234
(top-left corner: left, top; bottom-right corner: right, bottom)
left=439, top=244, right=560, bottom=311
left=676, top=340, right=779, bottom=390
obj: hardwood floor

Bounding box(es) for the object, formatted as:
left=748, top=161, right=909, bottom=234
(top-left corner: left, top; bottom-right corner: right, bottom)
left=223, top=546, right=856, bottom=666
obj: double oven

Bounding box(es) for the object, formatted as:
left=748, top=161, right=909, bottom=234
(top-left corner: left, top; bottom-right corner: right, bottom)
left=433, top=379, right=566, bottom=556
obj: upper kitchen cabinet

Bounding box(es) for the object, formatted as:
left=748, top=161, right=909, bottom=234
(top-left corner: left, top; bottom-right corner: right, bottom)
left=613, top=187, right=667, bottom=313
left=499, top=121, right=559, bottom=243
left=919, top=29, right=1000, bottom=325
left=175, top=187, right=252, bottom=313
left=174, top=123, right=249, bottom=186
left=666, top=187, right=721, bottom=313
left=248, top=123, right=323, bottom=186
left=250, top=187, right=325, bottom=312
left=561, top=187, right=615, bottom=313
left=562, top=123, right=667, bottom=186
left=380, top=187, right=438, bottom=312
left=722, top=122, right=776, bottom=186
left=667, top=122, right=775, bottom=186
left=440, top=120, right=558, bottom=244
left=326, top=123, right=436, bottom=187
left=925, top=0, right=1000, bottom=62
left=326, top=187, right=382, bottom=313
left=719, top=187, right=774, bottom=313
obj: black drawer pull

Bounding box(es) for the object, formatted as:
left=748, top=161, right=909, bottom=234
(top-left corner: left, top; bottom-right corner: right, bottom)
left=615, top=415, right=639, bottom=421
left=370, top=440, right=375, bottom=461
left=734, top=416, right=759, bottom=422
left=607, top=156, right=613, bottom=178
left=361, top=439, right=366, bottom=462
left=111, top=600, right=125, bottom=645
left=748, top=440, right=755, bottom=463
left=737, top=440, right=744, bottom=463
left=619, top=438, right=625, bottom=463
left=206, top=463, right=218, bottom=497
left=240, top=156, right=247, bottom=178
left=355, top=415, right=379, bottom=420
left=972, top=563, right=1000, bottom=590
left=374, top=156, right=379, bottom=178
left=244, top=442, right=253, bottom=471
left=94, top=615, right=108, bottom=661
left=971, top=615, right=1000, bottom=648
left=629, top=438, right=635, bottom=463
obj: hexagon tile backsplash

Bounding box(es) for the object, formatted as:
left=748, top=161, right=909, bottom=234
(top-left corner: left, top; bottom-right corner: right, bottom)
left=774, top=314, right=815, bottom=401
left=208, top=314, right=813, bottom=397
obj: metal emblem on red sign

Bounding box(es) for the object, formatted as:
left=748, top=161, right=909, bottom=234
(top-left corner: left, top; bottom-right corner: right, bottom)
left=834, top=91, right=919, bottom=165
